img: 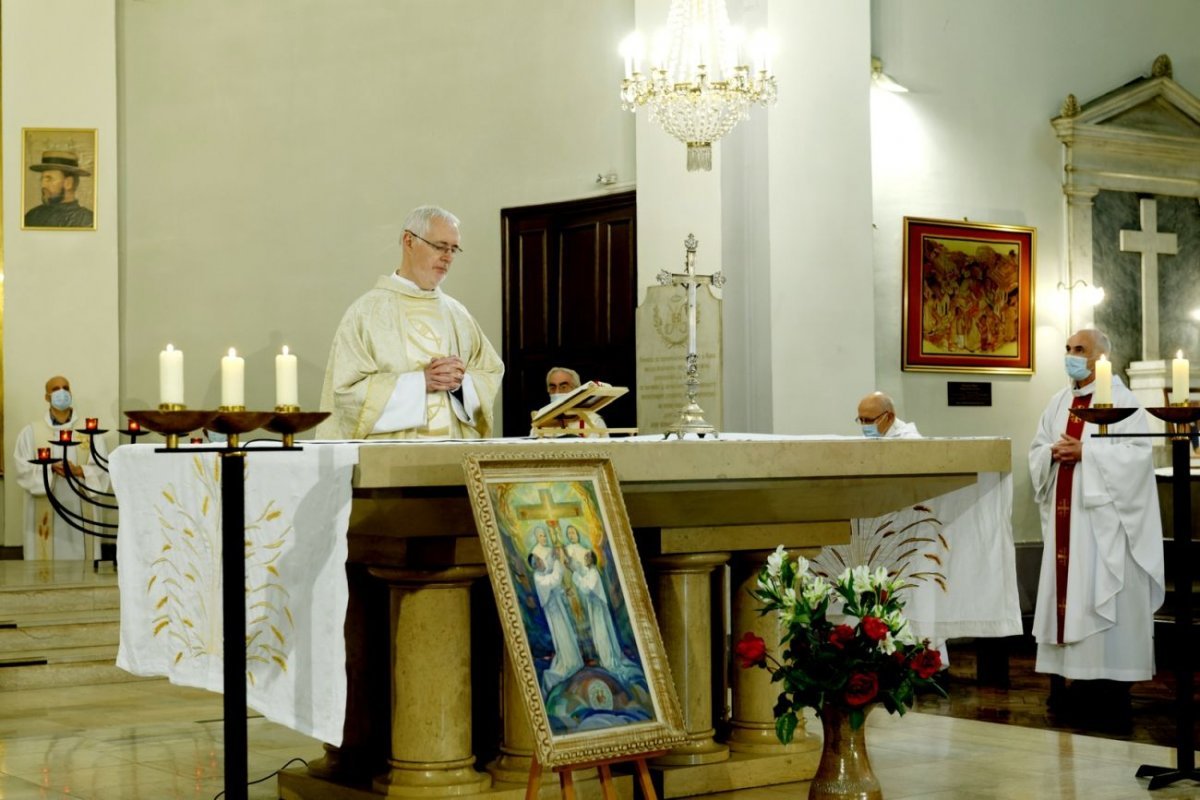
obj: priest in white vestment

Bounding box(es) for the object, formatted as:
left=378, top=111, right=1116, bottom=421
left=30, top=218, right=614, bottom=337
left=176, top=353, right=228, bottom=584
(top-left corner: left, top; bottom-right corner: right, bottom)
left=12, top=375, right=110, bottom=560
left=318, top=205, right=503, bottom=439
left=856, top=391, right=920, bottom=438
left=1029, top=328, right=1164, bottom=727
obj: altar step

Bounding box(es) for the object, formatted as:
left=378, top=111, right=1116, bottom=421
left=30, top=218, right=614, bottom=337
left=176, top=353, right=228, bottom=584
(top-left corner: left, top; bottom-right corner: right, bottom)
left=0, top=560, right=152, bottom=691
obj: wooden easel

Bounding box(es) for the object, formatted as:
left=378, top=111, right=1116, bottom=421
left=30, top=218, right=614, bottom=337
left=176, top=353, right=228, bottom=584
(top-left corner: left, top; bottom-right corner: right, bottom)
left=525, top=751, right=664, bottom=800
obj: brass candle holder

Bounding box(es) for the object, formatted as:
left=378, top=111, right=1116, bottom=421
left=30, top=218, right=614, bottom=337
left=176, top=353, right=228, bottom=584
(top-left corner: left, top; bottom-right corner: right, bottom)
left=208, top=410, right=276, bottom=449
left=1069, top=405, right=1135, bottom=436
left=265, top=410, right=329, bottom=448
left=126, top=409, right=218, bottom=449
left=1147, top=404, right=1200, bottom=439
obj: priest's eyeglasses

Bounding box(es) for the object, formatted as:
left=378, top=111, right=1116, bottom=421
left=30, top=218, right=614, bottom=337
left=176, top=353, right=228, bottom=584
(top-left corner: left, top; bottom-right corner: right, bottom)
left=855, top=411, right=890, bottom=425
left=405, top=230, right=463, bottom=256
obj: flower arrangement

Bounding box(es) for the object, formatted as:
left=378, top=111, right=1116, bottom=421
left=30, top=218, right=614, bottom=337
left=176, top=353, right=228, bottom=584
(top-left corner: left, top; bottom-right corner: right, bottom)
left=735, top=546, right=946, bottom=743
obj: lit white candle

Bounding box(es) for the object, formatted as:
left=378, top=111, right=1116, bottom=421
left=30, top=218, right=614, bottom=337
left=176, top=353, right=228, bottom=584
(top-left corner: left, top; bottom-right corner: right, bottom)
left=275, top=345, right=298, bottom=407
left=1171, top=350, right=1190, bottom=404
left=1094, top=354, right=1112, bottom=405
left=159, top=344, right=184, bottom=406
left=221, top=347, right=245, bottom=408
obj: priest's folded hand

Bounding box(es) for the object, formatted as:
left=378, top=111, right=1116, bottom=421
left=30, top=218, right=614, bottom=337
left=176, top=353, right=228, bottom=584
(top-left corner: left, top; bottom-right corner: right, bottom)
left=425, top=356, right=466, bottom=392
left=1051, top=434, right=1082, bottom=464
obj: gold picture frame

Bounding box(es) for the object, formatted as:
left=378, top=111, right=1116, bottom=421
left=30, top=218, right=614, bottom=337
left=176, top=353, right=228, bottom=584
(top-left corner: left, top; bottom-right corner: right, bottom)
left=463, top=454, right=684, bottom=768
left=21, top=128, right=98, bottom=231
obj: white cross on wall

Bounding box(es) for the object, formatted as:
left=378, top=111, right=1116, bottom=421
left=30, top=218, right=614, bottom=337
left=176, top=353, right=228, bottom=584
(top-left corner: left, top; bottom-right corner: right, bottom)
left=1119, top=197, right=1178, bottom=360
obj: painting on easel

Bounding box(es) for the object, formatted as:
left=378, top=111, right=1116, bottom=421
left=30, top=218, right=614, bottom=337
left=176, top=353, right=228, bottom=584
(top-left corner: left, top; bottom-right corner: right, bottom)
left=464, top=455, right=684, bottom=768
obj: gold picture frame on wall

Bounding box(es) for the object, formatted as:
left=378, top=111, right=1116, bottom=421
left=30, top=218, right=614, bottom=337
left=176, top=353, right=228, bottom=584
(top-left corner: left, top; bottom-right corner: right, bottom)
left=21, top=127, right=97, bottom=231
left=901, top=216, right=1036, bottom=374
left=463, top=454, right=684, bottom=768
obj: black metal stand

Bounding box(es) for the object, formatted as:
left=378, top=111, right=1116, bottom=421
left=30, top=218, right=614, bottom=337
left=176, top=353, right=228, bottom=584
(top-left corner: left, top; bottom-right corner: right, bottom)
left=221, top=449, right=249, bottom=800
left=1136, top=435, right=1199, bottom=789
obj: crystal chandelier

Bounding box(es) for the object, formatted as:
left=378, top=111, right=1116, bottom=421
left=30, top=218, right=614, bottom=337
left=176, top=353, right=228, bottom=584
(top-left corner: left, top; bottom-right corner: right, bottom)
left=620, top=0, right=777, bottom=172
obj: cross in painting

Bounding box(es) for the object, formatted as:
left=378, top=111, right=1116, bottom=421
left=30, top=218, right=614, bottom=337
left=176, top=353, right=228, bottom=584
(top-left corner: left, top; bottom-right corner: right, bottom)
left=515, top=488, right=582, bottom=534
left=1120, top=197, right=1178, bottom=360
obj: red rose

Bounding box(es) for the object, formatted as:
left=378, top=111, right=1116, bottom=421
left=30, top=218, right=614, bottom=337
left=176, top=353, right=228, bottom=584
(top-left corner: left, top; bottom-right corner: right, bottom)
left=734, top=631, right=768, bottom=668
left=891, top=651, right=907, bottom=665
left=844, top=672, right=879, bottom=707
left=861, top=616, right=889, bottom=641
left=910, top=647, right=942, bottom=679
left=829, top=624, right=855, bottom=650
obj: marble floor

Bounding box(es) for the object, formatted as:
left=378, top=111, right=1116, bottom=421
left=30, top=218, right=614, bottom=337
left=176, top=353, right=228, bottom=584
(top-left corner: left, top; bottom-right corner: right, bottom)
left=3, top=562, right=1200, bottom=798
left=1, top=678, right=1199, bottom=800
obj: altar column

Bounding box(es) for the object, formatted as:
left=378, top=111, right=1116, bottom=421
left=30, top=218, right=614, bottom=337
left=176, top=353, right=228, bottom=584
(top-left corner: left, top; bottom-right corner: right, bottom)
left=727, top=549, right=820, bottom=754
left=648, top=552, right=731, bottom=767
left=369, top=566, right=492, bottom=797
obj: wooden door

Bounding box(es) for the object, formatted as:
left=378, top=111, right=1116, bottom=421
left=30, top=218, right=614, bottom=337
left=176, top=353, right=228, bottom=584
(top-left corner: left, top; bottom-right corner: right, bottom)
left=501, top=191, right=637, bottom=436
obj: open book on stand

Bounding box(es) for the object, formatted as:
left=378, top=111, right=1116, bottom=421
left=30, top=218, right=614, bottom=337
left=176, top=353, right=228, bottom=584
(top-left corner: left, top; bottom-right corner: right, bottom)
left=530, top=382, right=636, bottom=437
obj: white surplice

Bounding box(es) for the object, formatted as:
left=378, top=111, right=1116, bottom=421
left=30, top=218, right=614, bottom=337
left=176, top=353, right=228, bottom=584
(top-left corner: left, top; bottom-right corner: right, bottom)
left=1028, top=377, right=1165, bottom=680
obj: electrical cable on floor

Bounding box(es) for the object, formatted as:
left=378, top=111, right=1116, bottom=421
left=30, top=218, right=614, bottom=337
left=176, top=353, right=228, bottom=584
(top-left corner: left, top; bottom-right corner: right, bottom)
left=212, top=756, right=309, bottom=800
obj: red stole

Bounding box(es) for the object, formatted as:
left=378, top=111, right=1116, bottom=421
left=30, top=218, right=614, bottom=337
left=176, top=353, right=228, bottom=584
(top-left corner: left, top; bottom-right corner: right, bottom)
left=1053, top=393, right=1092, bottom=644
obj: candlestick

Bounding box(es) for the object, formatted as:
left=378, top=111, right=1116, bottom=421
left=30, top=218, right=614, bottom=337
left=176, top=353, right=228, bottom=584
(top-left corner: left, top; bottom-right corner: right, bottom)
left=37, top=447, right=51, bottom=461
left=85, top=418, right=99, bottom=431
left=128, top=420, right=141, bottom=432
left=159, top=344, right=184, bottom=407
left=1171, top=350, right=1190, bottom=405
left=687, top=282, right=697, bottom=355
left=59, top=429, right=72, bottom=443
left=1094, top=354, right=1112, bottom=405
left=221, top=348, right=245, bottom=409
left=275, top=345, right=298, bottom=408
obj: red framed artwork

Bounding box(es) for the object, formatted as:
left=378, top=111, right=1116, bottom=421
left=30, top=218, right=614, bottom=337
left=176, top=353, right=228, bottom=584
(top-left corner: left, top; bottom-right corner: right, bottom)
left=902, top=217, right=1036, bottom=374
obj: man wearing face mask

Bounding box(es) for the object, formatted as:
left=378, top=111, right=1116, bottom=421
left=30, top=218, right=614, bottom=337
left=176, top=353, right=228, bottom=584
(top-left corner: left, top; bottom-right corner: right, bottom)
left=855, top=391, right=920, bottom=438
left=1028, top=328, right=1164, bottom=732
left=12, top=375, right=110, bottom=560
left=530, top=366, right=609, bottom=437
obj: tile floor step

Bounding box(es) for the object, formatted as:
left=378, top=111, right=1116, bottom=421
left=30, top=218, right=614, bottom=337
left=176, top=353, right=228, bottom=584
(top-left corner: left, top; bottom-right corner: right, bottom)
left=0, top=617, right=120, bottom=653
left=0, top=658, right=153, bottom=692
left=0, top=643, right=118, bottom=665
left=0, top=584, right=120, bottom=616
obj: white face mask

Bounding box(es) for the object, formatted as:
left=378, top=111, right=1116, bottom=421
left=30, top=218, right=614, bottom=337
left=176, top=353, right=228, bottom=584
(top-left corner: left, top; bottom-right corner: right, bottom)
left=1065, top=354, right=1091, bottom=381
left=49, top=389, right=72, bottom=411
left=862, top=423, right=882, bottom=438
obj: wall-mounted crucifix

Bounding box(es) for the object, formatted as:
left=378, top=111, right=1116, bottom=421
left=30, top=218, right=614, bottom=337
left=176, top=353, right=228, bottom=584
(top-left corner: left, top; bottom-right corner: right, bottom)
left=1120, top=197, right=1179, bottom=360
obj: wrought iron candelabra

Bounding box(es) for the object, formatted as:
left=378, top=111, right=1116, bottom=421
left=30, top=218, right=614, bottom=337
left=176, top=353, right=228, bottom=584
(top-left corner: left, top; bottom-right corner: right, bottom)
left=1076, top=403, right=1200, bottom=790
left=28, top=404, right=327, bottom=800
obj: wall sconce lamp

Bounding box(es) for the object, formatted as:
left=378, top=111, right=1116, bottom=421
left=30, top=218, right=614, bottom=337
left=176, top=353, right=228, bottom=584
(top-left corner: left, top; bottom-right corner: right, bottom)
left=871, top=57, right=909, bottom=93
left=1057, top=278, right=1105, bottom=307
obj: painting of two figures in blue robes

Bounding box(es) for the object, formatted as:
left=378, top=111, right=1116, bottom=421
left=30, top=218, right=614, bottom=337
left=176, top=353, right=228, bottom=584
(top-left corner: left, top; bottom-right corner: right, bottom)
left=488, top=478, right=655, bottom=735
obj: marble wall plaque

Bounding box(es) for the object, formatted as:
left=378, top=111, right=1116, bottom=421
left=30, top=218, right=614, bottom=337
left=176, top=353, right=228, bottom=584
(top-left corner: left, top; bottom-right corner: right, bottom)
left=636, top=284, right=723, bottom=434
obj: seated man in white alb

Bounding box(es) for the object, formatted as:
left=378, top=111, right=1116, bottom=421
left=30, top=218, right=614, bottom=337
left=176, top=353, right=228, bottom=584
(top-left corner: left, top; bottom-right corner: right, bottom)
left=531, top=366, right=608, bottom=437
left=855, top=391, right=920, bottom=438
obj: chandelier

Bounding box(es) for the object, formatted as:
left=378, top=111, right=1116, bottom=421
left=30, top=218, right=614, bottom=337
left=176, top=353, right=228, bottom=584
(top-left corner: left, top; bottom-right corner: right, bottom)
left=620, top=0, right=777, bottom=172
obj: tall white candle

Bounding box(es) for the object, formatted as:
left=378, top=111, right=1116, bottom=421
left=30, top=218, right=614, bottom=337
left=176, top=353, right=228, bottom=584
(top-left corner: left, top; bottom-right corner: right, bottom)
left=1094, top=354, right=1112, bottom=405
left=687, top=281, right=697, bottom=355
left=159, top=344, right=184, bottom=406
left=221, top=348, right=245, bottom=408
left=275, top=345, right=299, bottom=407
left=1171, top=350, right=1190, bottom=404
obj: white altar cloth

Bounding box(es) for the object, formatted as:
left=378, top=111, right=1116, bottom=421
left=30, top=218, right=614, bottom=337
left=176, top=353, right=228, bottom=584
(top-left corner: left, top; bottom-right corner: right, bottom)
left=110, top=443, right=359, bottom=745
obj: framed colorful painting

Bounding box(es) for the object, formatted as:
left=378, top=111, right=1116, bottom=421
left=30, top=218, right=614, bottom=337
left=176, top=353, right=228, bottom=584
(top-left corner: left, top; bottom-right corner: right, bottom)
left=902, top=217, right=1036, bottom=374
left=463, top=454, right=684, bottom=768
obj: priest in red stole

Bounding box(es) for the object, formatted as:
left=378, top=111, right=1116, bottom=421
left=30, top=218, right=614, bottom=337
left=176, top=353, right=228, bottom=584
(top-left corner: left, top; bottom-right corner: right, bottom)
left=1028, top=328, right=1164, bottom=730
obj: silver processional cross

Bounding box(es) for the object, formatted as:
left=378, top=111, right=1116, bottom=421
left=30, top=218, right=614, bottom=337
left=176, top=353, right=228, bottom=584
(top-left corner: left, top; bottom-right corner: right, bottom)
left=657, top=233, right=726, bottom=439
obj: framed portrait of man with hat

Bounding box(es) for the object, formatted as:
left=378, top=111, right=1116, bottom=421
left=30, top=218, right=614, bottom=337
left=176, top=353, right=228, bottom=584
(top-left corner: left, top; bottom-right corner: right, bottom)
left=22, top=128, right=97, bottom=231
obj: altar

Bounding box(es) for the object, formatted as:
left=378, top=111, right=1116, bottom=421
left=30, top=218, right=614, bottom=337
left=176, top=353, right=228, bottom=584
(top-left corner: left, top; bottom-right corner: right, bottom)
left=275, top=434, right=1011, bottom=800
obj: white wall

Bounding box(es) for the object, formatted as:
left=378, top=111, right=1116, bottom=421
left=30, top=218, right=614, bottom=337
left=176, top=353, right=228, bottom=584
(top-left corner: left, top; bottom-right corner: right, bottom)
left=869, top=0, right=1200, bottom=541
left=2, top=1, right=120, bottom=548
left=116, top=0, right=636, bottom=422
